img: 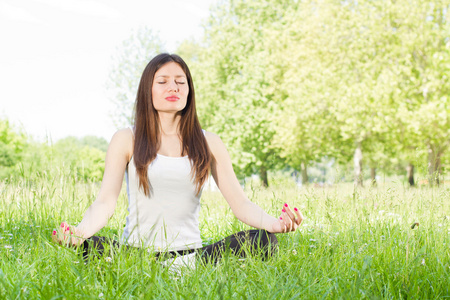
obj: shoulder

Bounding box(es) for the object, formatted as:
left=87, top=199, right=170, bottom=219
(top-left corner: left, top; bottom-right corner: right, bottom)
left=204, top=130, right=227, bottom=156
left=108, top=128, right=134, bottom=162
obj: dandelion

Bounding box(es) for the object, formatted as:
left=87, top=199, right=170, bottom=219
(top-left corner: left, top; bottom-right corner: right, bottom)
left=105, top=257, right=112, bottom=263
left=421, top=259, right=426, bottom=266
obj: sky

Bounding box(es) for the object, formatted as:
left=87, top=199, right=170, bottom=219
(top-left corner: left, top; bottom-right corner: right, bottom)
left=0, top=0, right=217, bottom=142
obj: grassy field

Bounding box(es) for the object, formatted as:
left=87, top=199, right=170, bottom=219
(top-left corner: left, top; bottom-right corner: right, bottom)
left=0, top=171, right=449, bottom=299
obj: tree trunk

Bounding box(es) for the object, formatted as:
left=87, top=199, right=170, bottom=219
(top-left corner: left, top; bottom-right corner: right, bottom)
left=370, top=167, right=376, bottom=186
left=260, top=165, right=269, bottom=187
left=301, top=162, right=308, bottom=185
left=428, top=145, right=442, bottom=186
left=406, top=163, right=415, bottom=187
left=354, top=144, right=363, bottom=187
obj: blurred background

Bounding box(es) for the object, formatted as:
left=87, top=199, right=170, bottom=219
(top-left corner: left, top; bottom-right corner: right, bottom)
left=1, top=0, right=449, bottom=188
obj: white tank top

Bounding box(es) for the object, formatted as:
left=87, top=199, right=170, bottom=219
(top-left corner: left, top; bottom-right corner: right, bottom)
left=121, top=151, right=203, bottom=251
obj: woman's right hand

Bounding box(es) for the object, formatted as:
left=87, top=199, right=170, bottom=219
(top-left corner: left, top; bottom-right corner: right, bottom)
left=52, top=222, right=85, bottom=247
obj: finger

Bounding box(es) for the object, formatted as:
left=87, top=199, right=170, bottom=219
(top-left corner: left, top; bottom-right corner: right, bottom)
left=279, top=217, right=287, bottom=233
left=51, top=230, right=57, bottom=243
left=283, top=203, right=296, bottom=221
left=282, top=204, right=297, bottom=228
left=281, top=211, right=294, bottom=232
left=293, top=208, right=304, bottom=226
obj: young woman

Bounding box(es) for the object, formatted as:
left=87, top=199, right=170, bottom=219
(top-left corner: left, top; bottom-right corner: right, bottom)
left=52, top=53, right=303, bottom=262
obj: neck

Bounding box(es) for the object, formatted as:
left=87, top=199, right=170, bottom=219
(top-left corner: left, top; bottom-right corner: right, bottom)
left=158, top=112, right=181, bottom=135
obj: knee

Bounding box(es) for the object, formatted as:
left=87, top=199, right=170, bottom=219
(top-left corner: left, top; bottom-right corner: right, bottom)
left=257, top=230, right=278, bottom=257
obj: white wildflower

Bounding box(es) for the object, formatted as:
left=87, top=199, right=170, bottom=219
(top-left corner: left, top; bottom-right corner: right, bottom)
left=292, top=249, right=297, bottom=255
left=4, top=245, right=12, bottom=249
left=73, top=261, right=79, bottom=264
left=421, top=259, right=425, bottom=266
left=105, top=257, right=112, bottom=263
left=309, top=239, right=316, bottom=242
left=241, top=264, right=246, bottom=269
left=99, top=292, right=104, bottom=297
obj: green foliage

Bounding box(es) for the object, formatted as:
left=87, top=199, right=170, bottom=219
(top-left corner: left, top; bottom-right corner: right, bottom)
left=191, top=0, right=449, bottom=184
left=0, top=132, right=108, bottom=184
left=0, top=119, right=26, bottom=179
left=51, top=137, right=106, bottom=182
left=102, top=0, right=450, bottom=185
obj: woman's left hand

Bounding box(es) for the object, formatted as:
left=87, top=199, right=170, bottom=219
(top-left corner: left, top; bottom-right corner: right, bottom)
left=271, top=203, right=304, bottom=233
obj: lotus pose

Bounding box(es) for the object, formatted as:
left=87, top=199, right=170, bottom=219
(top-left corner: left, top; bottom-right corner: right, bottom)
left=52, top=53, right=303, bottom=262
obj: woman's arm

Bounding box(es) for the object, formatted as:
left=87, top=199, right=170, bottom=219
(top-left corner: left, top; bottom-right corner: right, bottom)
left=53, top=129, right=133, bottom=246
left=205, top=132, right=303, bottom=233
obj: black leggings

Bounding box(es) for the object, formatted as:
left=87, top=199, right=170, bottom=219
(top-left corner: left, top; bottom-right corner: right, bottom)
left=82, top=230, right=278, bottom=263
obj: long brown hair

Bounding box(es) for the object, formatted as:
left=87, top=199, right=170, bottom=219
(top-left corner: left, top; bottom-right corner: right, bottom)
left=133, top=53, right=211, bottom=196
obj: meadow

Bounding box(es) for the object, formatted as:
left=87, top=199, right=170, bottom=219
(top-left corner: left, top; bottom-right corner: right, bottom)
left=0, top=171, right=449, bottom=299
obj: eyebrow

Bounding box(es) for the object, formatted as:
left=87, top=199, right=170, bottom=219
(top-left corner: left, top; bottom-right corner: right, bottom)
left=155, top=75, right=186, bottom=78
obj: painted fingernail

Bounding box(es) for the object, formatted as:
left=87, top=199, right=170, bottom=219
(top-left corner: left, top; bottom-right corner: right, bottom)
left=294, top=207, right=298, bottom=212
left=284, top=203, right=288, bottom=207
left=66, top=226, right=70, bottom=231
left=282, top=209, right=286, bottom=213
left=60, top=223, right=65, bottom=227
left=280, top=217, right=283, bottom=220
left=52, top=230, right=57, bottom=235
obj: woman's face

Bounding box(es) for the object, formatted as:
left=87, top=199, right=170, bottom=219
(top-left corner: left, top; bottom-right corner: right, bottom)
left=151, top=62, right=189, bottom=114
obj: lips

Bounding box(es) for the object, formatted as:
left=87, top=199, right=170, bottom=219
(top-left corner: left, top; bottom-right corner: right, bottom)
left=165, top=96, right=179, bottom=101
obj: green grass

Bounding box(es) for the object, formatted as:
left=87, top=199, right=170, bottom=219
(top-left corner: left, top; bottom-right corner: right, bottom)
left=0, top=171, right=449, bottom=299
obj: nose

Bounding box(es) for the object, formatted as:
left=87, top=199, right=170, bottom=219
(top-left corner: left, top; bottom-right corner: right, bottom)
left=168, top=81, right=179, bottom=92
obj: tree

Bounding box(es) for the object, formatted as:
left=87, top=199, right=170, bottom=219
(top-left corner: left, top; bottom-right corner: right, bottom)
left=193, top=0, right=296, bottom=186
left=107, top=27, right=164, bottom=128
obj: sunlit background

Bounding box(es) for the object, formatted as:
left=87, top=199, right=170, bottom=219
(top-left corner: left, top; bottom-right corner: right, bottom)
left=0, top=0, right=216, bottom=141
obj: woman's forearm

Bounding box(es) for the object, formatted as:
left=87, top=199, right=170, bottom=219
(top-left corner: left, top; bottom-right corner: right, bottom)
left=75, top=199, right=116, bottom=240
left=232, top=199, right=278, bottom=232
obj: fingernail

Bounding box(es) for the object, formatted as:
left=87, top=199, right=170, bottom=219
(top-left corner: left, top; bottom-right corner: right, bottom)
left=284, top=203, right=288, bottom=207
left=282, top=209, right=286, bottom=213
left=294, top=207, right=298, bottom=212
left=280, top=217, right=283, bottom=220
left=52, top=230, right=57, bottom=235
left=66, top=226, right=70, bottom=231
left=60, top=223, right=65, bottom=227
